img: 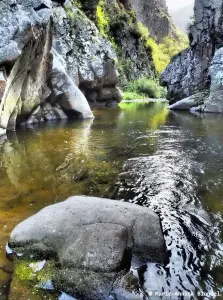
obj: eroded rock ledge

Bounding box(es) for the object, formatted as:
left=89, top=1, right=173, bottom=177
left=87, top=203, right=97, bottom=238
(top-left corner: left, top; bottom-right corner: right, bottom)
left=9, top=196, right=166, bottom=300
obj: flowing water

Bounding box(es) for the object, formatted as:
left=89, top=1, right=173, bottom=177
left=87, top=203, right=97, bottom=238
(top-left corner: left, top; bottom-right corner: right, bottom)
left=0, top=102, right=222, bottom=299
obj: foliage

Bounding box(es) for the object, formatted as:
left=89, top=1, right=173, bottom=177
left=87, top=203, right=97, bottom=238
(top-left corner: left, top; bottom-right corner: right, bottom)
left=137, top=22, right=189, bottom=74
left=96, top=0, right=109, bottom=37
left=125, top=77, right=167, bottom=99
left=122, top=92, right=145, bottom=100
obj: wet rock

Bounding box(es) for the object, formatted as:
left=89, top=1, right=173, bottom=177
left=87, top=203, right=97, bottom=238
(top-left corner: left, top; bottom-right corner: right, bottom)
left=9, top=196, right=166, bottom=300
left=169, top=92, right=209, bottom=111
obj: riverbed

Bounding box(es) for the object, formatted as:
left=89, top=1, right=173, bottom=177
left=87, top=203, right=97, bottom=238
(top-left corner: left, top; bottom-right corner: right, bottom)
left=0, top=102, right=222, bottom=299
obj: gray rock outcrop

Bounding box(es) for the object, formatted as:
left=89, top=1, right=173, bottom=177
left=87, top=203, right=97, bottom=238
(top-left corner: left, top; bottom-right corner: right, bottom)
left=9, top=196, right=166, bottom=300
left=161, top=0, right=223, bottom=106
left=204, top=47, right=223, bottom=113
left=53, top=2, right=120, bottom=103
left=129, top=0, right=176, bottom=42
left=0, top=0, right=53, bottom=131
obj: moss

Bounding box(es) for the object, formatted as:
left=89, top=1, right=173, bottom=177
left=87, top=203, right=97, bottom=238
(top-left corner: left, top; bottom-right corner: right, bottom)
left=10, top=259, right=58, bottom=300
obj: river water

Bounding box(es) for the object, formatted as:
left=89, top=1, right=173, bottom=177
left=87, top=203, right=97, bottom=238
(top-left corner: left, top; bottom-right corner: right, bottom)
left=0, top=102, right=222, bottom=299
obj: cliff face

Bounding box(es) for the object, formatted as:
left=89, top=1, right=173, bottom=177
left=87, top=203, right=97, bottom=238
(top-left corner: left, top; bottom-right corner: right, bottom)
left=161, top=0, right=223, bottom=105
left=129, top=0, right=176, bottom=42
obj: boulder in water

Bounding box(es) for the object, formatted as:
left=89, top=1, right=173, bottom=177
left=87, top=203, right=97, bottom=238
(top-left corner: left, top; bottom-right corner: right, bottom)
left=9, top=196, right=166, bottom=300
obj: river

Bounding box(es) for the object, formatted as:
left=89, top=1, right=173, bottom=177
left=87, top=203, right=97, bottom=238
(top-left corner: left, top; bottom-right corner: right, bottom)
left=0, top=102, right=222, bottom=299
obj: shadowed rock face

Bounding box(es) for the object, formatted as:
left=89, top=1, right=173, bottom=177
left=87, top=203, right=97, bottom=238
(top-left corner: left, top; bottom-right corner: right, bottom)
left=161, top=0, right=223, bottom=104
left=9, top=196, right=166, bottom=300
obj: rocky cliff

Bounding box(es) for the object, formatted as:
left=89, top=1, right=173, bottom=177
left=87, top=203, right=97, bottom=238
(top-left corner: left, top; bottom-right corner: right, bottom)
left=161, top=0, right=223, bottom=112
left=0, top=0, right=177, bottom=134
left=129, top=0, right=176, bottom=42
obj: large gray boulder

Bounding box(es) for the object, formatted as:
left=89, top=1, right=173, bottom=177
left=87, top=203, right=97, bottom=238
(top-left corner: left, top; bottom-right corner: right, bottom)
left=49, top=51, right=94, bottom=119
left=9, top=196, right=166, bottom=300
left=169, top=91, right=209, bottom=111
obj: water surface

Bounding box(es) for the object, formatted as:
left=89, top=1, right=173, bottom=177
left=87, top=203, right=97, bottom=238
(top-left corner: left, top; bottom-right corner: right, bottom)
left=0, top=102, right=222, bottom=299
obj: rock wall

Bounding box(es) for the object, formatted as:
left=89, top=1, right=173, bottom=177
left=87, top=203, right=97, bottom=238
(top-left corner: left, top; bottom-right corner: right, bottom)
left=129, top=0, right=176, bottom=42
left=161, top=0, right=223, bottom=104
left=0, top=0, right=95, bottom=133
left=78, top=0, right=156, bottom=86
left=53, top=1, right=122, bottom=103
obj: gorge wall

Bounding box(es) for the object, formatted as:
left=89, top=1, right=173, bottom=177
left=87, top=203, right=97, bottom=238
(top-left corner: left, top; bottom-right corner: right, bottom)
left=161, top=0, right=223, bottom=113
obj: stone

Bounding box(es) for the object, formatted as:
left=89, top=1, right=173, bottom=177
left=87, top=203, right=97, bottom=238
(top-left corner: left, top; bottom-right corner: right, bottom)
left=204, top=48, right=223, bottom=113
left=0, top=127, right=6, bottom=136
left=129, top=0, right=176, bottom=42
left=97, top=87, right=123, bottom=102
left=0, top=0, right=53, bottom=131
left=50, top=51, right=94, bottom=119
left=52, top=2, right=121, bottom=104
left=169, top=92, right=209, bottom=111
left=9, top=196, right=166, bottom=300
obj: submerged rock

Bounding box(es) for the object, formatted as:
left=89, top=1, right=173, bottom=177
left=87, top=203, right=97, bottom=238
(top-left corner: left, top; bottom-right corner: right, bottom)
left=9, top=196, right=166, bottom=300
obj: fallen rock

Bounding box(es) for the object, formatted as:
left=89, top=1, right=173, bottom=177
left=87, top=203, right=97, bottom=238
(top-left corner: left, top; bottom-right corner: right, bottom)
left=9, top=196, right=166, bottom=300
left=169, top=91, right=209, bottom=110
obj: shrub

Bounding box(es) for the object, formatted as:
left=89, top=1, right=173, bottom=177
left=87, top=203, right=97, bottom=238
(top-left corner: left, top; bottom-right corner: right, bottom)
left=123, top=92, right=145, bottom=100
left=126, top=77, right=167, bottom=99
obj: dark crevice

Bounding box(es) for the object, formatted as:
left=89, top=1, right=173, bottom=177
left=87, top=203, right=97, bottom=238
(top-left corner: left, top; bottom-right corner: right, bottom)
left=33, top=3, right=49, bottom=12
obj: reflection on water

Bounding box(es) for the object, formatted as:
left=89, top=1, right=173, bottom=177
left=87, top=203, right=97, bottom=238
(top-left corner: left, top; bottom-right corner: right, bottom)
left=0, top=102, right=222, bottom=299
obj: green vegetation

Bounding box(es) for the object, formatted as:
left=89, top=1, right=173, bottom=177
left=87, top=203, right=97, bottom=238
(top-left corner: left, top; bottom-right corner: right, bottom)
left=96, top=0, right=109, bottom=37
left=123, top=77, right=167, bottom=99
left=138, top=22, right=189, bottom=74
left=122, top=92, right=145, bottom=100
left=10, top=259, right=58, bottom=300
